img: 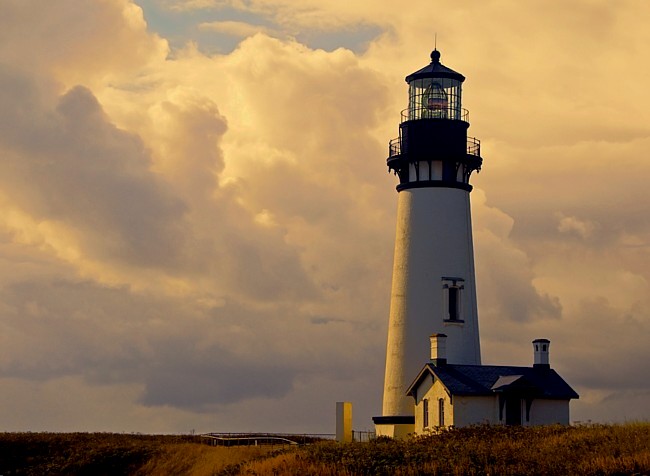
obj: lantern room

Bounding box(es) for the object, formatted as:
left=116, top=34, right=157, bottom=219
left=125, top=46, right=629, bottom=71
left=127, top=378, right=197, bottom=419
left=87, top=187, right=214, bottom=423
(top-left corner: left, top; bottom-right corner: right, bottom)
left=405, top=50, right=464, bottom=121
left=387, top=49, right=481, bottom=191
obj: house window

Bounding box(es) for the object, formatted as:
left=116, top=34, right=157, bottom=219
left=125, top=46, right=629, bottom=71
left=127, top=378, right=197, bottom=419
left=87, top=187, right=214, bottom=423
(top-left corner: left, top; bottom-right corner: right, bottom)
left=442, top=278, right=464, bottom=322
left=438, top=398, right=445, bottom=426
left=423, top=399, right=429, bottom=428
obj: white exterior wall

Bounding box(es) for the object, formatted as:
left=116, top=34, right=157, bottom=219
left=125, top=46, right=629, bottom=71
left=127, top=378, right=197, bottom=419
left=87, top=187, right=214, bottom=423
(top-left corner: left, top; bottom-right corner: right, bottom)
left=526, top=399, right=570, bottom=426
left=411, top=376, right=572, bottom=433
left=412, top=374, right=434, bottom=431
left=414, top=391, right=571, bottom=433
left=413, top=376, right=453, bottom=433
left=453, top=396, right=498, bottom=427
left=414, top=382, right=497, bottom=434
left=375, top=423, right=415, bottom=439
left=382, top=187, right=481, bottom=417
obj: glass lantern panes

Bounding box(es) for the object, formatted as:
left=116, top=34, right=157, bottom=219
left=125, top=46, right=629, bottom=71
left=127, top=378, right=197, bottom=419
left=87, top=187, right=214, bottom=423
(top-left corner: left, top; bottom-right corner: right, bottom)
left=408, top=77, right=462, bottom=121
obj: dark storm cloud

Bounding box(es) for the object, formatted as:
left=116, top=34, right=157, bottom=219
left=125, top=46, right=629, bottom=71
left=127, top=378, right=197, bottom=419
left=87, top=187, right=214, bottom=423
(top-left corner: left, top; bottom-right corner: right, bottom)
left=0, top=279, right=161, bottom=381
left=0, top=277, right=336, bottom=412
left=556, top=296, right=650, bottom=391
left=0, top=277, right=298, bottom=402
left=0, top=70, right=187, bottom=268
left=140, top=346, right=296, bottom=408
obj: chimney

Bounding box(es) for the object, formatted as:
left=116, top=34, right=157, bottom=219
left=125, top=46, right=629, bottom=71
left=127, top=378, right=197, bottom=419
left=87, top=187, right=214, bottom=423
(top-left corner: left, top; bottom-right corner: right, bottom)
left=532, top=338, right=550, bottom=369
left=430, top=334, right=447, bottom=366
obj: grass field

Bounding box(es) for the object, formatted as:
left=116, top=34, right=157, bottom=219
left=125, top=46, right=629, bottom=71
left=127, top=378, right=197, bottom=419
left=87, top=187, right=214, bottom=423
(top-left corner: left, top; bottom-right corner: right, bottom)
left=0, top=433, right=274, bottom=475
left=0, top=423, right=648, bottom=475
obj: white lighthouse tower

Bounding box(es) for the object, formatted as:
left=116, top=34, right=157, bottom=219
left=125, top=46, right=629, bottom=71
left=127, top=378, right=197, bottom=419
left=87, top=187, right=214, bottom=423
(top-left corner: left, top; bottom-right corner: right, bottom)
left=373, top=50, right=483, bottom=437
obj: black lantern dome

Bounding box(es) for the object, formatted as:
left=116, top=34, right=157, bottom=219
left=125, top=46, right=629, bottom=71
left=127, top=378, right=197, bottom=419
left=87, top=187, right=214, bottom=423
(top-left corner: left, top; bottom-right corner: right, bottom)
left=405, top=49, right=465, bottom=82
left=387, top=50, right=482, bottom=191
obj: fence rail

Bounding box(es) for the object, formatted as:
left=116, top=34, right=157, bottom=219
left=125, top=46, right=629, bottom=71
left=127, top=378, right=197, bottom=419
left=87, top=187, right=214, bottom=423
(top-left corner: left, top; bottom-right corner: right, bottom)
left=200, top=432, right=335, bottom=447
left=200, top=431, right=376, bottom=446
left=352, top=430, right=376, bottom=442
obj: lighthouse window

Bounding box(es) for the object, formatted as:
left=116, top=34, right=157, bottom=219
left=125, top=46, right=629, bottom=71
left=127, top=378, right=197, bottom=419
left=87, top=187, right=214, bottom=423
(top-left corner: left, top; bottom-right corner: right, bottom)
left=442, top=278, right=464, bottom=322
left=438, top=398, right=445, bottom=426
left=424, top=83, right=448, bottom=118
left=408, top=78, right=462, bottom=121
left=448, top=287, right=459, bottom=320
left=423, top=399, right=429, bottom=427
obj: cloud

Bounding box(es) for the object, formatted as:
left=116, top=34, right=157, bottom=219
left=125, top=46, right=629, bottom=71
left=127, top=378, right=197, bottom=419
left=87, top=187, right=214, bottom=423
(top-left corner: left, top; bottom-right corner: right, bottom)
left=162, top=0, right=389, bottom=35
left=0, top=0, right=649, bottom=433
left=161, top=0, right=221, bottom=10
left=199, top=21, right=275, bottom=38
left=0, top=0, right=168, bottom=85
left=0, top=74, right=187, bottom=271
left=557, top=213, right=597, bottom=240
left=473, top=190, right=563, bottom=325
left=139, top=345, right=296, bottom=408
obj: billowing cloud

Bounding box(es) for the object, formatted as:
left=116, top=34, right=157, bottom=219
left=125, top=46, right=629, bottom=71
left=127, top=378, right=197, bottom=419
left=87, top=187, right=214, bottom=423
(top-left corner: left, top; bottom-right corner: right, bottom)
left=557, top=213, right=597, bottom=240
left=473, top=190, right=563, bottom=325
left=0, top=80, right=187, bottom=270
left=0, top=0, right=167, bottom=86
left=0, top=0, right=648, bottom=434
left=199, top=20, right=275, bottom=38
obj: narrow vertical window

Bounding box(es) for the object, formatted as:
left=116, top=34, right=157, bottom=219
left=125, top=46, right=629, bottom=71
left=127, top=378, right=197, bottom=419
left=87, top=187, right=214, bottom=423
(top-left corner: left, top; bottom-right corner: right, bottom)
left=423, top=399, right=429, bottom=428
left=442, top=277, right=464, bottom=322
left=438, top=398, right=445, bottom=426
left=448, top=286, right=459, bottom=321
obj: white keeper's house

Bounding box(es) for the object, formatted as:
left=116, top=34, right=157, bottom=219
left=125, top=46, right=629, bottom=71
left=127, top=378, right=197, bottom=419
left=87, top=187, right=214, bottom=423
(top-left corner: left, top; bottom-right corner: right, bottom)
left=406, top=335, right=579, bottom=434
left=372, top=49, right=578, bottom=437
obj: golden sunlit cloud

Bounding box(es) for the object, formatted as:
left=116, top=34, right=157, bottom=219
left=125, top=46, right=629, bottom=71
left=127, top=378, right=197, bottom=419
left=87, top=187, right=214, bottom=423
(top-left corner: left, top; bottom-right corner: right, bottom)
left=0, top=0, right=649, bottom=433
left=199, top=20, right=276, bottom=38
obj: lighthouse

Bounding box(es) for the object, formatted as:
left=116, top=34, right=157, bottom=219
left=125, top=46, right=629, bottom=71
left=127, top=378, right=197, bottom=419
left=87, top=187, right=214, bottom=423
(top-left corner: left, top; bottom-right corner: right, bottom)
left=373, top=50, right=483, bottom=437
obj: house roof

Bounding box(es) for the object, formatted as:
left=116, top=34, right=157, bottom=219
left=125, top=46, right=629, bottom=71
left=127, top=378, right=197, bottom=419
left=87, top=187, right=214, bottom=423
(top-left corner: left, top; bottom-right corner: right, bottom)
left=406, top=363, right=579, bottom=400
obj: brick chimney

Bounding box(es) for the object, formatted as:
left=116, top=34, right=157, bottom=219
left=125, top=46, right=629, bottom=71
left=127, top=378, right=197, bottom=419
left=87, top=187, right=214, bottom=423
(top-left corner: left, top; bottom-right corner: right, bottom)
left=430, top=334, right=447, bottom=366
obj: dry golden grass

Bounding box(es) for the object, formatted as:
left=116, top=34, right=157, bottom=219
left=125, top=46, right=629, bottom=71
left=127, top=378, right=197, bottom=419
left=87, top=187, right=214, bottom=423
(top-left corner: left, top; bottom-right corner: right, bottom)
left=1, top=424, right=648, bottom=475
left=0, top=433, right=278, bottom=475
left=134, top=443, right=274, bottom=476
left=238, top=423, right=650, bottom=476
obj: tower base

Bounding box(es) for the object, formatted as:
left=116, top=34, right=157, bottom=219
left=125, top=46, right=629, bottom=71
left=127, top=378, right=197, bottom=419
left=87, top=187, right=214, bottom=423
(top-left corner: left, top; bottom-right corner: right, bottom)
left=372, top=416, right=415, bottom=439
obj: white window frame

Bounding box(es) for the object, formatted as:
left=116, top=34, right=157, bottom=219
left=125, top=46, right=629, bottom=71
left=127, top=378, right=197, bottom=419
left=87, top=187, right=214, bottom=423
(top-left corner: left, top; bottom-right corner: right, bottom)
left=442, top=277, right=464, bottom=322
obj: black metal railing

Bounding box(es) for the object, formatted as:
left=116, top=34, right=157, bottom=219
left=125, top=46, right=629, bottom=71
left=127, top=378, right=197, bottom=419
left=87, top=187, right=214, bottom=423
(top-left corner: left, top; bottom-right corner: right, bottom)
left=389, top=137, right=401, bottom=157
left=388, top=136, right=481, bottom=158
left=400, top=106, right=469, bottom=123
left=467, top=137, right=481, bottom=157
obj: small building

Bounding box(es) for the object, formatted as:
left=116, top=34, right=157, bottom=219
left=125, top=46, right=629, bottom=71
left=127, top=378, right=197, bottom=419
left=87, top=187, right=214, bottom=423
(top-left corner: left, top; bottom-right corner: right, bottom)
left=406, top=335, right=579, bottom=433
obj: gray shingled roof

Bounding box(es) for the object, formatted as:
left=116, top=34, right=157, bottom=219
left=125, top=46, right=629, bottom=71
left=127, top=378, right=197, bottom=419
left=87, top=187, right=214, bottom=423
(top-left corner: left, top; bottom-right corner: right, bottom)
left=407, top=363, right=579, bottom=400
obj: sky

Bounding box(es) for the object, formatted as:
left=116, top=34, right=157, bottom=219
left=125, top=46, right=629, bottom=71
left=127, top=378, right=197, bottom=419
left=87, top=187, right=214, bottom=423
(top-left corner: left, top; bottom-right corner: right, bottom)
left=0, top=0, right=649, bottom=434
